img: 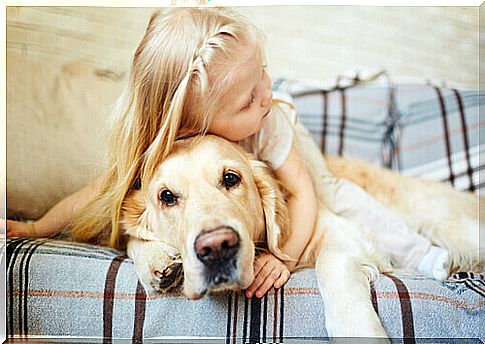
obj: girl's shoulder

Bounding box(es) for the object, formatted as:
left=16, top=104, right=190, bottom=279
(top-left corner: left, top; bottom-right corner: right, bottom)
left=272, top=90, right=294, bottom=108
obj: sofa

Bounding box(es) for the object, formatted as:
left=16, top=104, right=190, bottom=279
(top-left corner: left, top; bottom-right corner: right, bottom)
left=6, top=52, right=484, bottom=342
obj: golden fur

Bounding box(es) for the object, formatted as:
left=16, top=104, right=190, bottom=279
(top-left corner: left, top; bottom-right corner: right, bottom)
left=121, top=135, right=482, bottom=338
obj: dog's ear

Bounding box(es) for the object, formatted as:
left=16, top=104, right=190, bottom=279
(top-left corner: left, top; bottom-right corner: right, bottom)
left=121, top=190, right=160, bottom=241
left=248, top=158, right=293, bottom=262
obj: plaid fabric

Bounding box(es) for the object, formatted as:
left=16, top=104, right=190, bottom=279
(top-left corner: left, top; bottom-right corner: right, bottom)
left=7, top=238, right=484, bottom=342
left=273, top=72, right=395, bottom=166
left=273, top=75, right=483, bottom=194
left=392, top=84, right=482, bottom=192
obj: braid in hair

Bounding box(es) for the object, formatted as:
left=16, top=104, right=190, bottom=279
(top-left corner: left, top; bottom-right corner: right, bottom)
left=140, top=26, right=236, bottom=185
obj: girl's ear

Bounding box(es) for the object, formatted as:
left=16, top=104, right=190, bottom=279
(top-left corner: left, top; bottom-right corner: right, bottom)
left=121, top=190, right=160, bottom=242
left=248, top=158, right=293, bottom=262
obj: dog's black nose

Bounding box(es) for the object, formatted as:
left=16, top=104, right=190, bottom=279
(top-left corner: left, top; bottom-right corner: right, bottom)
left=195, top=226, right=240, bottom=266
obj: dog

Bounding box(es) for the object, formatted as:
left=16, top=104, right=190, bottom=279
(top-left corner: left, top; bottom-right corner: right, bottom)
left=121, top=134, right=482, bottom=338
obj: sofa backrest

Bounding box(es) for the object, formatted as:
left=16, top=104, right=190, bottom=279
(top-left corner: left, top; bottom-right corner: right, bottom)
left=274, top=74, right=482, bottom=194
left=7, top=51, right=124, bottom=219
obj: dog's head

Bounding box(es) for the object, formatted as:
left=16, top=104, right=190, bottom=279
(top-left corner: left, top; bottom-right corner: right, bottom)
left=121, top=135, right=290, bottom=299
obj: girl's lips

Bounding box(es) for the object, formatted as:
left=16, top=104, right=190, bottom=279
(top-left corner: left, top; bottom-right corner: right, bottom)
left=262, top=108, right=271, bottom=118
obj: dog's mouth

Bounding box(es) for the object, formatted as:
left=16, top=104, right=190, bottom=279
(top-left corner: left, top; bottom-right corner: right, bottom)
left=204, top=258, right=238, bottom=285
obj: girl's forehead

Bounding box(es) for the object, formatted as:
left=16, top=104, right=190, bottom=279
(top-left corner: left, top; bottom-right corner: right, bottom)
left=220, top=47, right=262, bottom=92
left=205, top=43, right=264, bottom=113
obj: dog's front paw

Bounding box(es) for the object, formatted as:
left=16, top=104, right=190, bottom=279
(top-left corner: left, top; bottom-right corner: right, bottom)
left=151, top=254, right=183, bottom=293
left=133, top=241, right=184, bottom=293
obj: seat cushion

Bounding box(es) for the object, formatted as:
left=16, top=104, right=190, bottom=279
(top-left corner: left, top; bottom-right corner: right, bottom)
left=6, top=238, right=484, bottom=341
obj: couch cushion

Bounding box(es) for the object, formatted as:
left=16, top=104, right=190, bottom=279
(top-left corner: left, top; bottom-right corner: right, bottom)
left=6, top=237, right=484, bottom=341
left=274, top=77, right=483, bottom=195
left=7, top=51, right=124, bottom=220
left=392, top=84, right=482, bottom=193
left=274, top=73, right=394, bottom=166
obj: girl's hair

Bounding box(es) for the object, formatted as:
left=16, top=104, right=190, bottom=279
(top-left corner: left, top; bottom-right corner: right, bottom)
left=72, top=8, right=264, bottom=249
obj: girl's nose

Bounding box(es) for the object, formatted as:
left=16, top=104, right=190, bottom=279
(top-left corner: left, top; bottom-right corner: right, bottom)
left=260, top=80, right=272, bottom=108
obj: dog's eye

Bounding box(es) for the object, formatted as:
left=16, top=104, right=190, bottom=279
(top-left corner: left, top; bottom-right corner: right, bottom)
left=223, top=172, right=241, bottom=189
left=159, top=189, right=178, bottom=206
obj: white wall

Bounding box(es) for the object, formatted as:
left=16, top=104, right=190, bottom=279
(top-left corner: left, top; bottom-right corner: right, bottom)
left=237, top=6, right=478, bottom=87
left=7, top=5, right=479, bottom=87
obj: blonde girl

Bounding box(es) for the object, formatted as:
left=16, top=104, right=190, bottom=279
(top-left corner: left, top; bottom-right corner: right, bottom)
left=7, top=7, right=449, bottom=299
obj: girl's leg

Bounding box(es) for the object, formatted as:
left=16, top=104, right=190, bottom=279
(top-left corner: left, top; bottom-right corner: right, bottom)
left=321, top=177, right=449, bottom=279
left=323, top=177, right=431, bottom=269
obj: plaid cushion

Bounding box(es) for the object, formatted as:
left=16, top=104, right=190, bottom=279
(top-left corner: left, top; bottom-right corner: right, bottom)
left=7, top=238, right=484, bottom=341
left=392, top=84, right=482, bottom=193
left=274, top=72, right=394, bottom=166
left=273, top=75, right=483, bottom=194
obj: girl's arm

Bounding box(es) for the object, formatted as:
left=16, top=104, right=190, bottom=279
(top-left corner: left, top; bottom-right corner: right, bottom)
left=6, top=175, right=105, bottom=237
left=275, top=143, right=318, bottom=269
left=245, top=143, right=317, bottom=298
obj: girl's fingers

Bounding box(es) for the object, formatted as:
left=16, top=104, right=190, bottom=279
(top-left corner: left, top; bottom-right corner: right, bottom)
left=246, top=254, right=291, bottom=298
left=254, top=268, right=280, bottom=298
left=6, top=220, right=19, bottom=236
left=246, top=258, right=271, bottom=297
left=273, top=269, right=290, bottom=289
left=6, top=220, right=35, bottom=237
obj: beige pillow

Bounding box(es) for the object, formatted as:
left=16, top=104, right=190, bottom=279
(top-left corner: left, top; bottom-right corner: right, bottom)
left=7, top=51, right=125, bottom=219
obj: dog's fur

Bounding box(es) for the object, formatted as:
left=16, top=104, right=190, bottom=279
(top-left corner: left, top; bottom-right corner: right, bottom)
left=121, top=134, right=482, bottom=338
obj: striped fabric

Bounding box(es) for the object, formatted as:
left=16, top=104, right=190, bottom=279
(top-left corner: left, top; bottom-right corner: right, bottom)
left=273, top=75, right=483, bottom=194
left=7, top=238, right=484, bottom=341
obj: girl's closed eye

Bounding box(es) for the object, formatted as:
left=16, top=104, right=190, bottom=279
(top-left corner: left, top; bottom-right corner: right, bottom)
left=240, top=65, right=267, bottom=112
left=241, top=94, right=255, bottom=111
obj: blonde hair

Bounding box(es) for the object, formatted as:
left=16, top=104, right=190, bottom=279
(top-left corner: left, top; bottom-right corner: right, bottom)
left=72, top=7, right=264, bottom=249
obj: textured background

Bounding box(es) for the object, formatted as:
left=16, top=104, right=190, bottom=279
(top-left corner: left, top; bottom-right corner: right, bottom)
left=7, top=6, right=480, bottom=87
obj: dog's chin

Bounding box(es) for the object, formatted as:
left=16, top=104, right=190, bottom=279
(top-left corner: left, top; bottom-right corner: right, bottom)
left=184, top=267, right=253, bottom=300
left=184, top=280, right=242, bottom=300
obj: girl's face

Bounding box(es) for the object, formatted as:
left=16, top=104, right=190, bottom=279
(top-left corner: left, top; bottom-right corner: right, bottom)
left=208, top=47, right=273, bottom=142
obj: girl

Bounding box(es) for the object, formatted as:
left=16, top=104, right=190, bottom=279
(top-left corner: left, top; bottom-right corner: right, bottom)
left=6, top=7, right=449, bottom=299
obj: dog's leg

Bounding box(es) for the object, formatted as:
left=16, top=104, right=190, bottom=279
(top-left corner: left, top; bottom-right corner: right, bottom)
left=314, top=210, right=389, bottom=339
left=127, top=236, right=184, bottom=293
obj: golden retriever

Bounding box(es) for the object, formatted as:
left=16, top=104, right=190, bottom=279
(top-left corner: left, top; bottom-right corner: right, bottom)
left=121, top=134, right=481, bottom=338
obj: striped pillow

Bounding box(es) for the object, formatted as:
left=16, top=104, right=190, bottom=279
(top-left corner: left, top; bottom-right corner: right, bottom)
left=274, top=76, right=483, bottom=194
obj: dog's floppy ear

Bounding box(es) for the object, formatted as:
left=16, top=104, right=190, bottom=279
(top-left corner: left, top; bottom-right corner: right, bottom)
left=248, top=158, right=293, bottom=262
left=121, top=190, right=160, bottom=241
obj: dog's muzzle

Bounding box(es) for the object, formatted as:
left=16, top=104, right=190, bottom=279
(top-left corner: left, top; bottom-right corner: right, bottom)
left=194, top=226, right=240, bottom=286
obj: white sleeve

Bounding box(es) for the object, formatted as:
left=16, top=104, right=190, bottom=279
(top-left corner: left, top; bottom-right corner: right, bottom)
left=257, top=91, right=297, bottom=170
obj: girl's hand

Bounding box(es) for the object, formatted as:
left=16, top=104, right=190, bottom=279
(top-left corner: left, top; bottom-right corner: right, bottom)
left=245, top=253, right=290, bottom=298
left=4, top=219, right=38, bottom=237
